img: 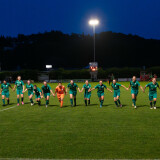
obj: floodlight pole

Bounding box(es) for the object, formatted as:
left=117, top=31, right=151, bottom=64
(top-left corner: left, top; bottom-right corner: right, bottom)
left=93, top=25, right=96, bottom=62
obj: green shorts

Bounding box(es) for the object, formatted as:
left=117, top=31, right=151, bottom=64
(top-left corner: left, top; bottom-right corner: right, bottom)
left=35, top=95, right=41, bottom=99
left=97, top=92, right=104, bottom=98
left=84, top=93, right=91, bottom=99
left=2, top=91, right=9, bottom=98
left=17, top=89, right=23, bottom=95
left=44, top=93, right=50, bottom=98
left=28, top=92, right=34, bottom=96
left=149, top=92, right=157, bottom=101
left=113, top=91, right=120, bottom=98
left=69, top=90, right=77, bottom=96
left=131, top=90, right=138, bottom=96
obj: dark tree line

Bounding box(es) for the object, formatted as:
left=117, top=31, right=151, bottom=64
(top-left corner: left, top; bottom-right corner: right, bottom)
left=0, top=30, right=160, bottom=71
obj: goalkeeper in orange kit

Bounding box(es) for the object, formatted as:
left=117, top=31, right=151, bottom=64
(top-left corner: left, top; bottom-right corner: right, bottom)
left=55, top=82, right=66, bottom=107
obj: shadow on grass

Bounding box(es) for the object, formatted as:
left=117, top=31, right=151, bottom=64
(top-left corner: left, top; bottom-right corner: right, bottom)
left=101, top=104, right=113, bottom=107
left=8, top=103, right=16, bottom=105
left=137, top=105, right=149, bottom=108
left=48, top=104, right=59, bottom=107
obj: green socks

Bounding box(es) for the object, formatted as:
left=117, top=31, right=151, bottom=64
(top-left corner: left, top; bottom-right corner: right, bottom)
left=74, top=98, right=76, bottom=106
left=117, top=99, right=121, bottom=105
left=154, top=101, right=156, bottom=107
left=38, top=100, right=41, bottom=105
left=70, top=99, right=73, bottom=105
left=114, top=101, right=118, bottom=106
left=17, top=98, right=19, bottom=103
left=85, top=100, right=87, bottom=106
left=46, top=100, right=49, bottom=105
left=132, top=99, right=136, bottom=106
left=150, top=102, right=152, bottom=107
left=30, top=98, right=33, bottom=103
left=101, top=100, right=104, bottom=106
left=2, top=99, right=5, bottom=105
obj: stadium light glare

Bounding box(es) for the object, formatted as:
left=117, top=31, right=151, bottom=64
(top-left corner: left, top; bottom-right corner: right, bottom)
left=89, top=19, right=99, bottom=26
left=46, top=65, right=52, bottom=69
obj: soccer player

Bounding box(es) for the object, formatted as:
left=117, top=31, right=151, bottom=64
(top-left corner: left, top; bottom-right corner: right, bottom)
left=66, top=80, right=80, bottom=107
left=80, top=80, right=91, bottom=106
left=41, top=81, right=55, bottom=108
left=0, top=80, right=13, bottom=106
left=13, top=76, right=25, bottom=106
left=24, top=80, right=34, bottom=106
left=111, top=79, right=128, bottom=107
left=55, top=82, right=66, bottom=108
left=144, top=78, right=160, bottom=109
left=33, top=85, right=42, bottom=106
left=89, top=80, right=112, bottom=108
left=127, top=76, right=144, bottom=109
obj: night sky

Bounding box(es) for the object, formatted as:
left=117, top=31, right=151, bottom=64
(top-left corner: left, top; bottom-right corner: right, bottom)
left=0, top=0, right=160, bottom=39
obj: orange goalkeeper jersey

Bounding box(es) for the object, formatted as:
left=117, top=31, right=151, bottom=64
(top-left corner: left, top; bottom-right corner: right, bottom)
left=55, top=85, right=66, bottom=94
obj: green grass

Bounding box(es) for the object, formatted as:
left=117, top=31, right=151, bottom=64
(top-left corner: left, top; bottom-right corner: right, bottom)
left=0, top=82, right=160, bottom=159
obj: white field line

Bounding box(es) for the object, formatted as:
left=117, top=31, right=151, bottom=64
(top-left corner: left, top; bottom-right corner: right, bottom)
left=0, top=95, right=54, bottom=112
left=0, top=100, right=35, bottom=112
left=0, top=104, right=18, bottom=112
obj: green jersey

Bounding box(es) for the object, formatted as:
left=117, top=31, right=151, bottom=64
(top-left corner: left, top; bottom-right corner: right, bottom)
left=111, top=83, right=121, bottom=91
left=83, top=84, right=91, bottom=94
left=130, top=81, right=140, bottom=90
left=146, top=82, right=159, bottom=93
left=15, top=80, right=24, bottom=90
left=1, top=83, right=11, bottom=92
left=41, top=84, right=51, bottom=93
left=34, top=87, right=41, bottom=96
left=26, top=84, right=34, bottom=93
left=67, top=83, right=78, bottom=92
left=95, top=84, right=107, bottom=93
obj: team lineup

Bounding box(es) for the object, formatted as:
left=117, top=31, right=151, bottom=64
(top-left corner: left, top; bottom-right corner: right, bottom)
left=0, top=75, right=160, bottom=109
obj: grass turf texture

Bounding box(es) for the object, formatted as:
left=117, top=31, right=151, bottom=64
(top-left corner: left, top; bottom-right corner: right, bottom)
left=0, top=82, right=160, bottom=159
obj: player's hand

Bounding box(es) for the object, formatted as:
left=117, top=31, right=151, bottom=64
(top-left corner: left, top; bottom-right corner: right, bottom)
left=22, top=91, right=25, bottom=93
left=53, top=94, right=55, bottom=97
left=41, top=96, right=43, bottom=99
left=110, top=90, right=113, bottom=93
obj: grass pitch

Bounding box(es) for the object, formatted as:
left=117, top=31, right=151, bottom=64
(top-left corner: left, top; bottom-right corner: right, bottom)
left=0, top=82, right=160, bottom=159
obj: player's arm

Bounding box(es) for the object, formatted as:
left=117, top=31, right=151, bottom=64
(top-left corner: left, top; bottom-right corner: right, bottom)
left=66, top=84, right=69, bottom=93
left=50, top=89, right=55, bottom=97
left=41, top=89, right=44, bottom=98
left=121, top=85, right=128, bottom=90
left=24, top=88, right=28, bottom=93
left=64, top=87, right=67, bottom=95
left=127, top=85, right=131, bottom=90
left=106, top=87, right=112, bottom=93
left=80, top=88, right=84, bottom=93
left=13, top=84, right=16, bottom=91
left=144, top=84, right=149, bottom=92
left=89, top=87, right=96, bottom=92
left=140, top=85, right=144, bottom=92
left=9, top=84, right=13, bottom=90
left=76, top=84, right=80, bottom=92
left=55, top=88, right=57, bottom=95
